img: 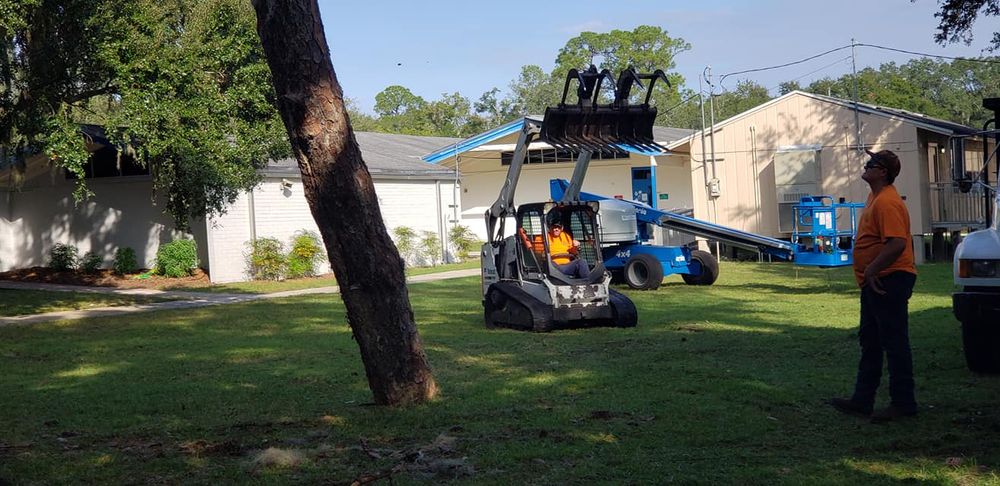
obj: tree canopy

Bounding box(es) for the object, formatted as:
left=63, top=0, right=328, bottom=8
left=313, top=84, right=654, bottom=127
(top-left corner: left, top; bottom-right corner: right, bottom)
left=1, top=0, right=288, bottom=229
left=930, top=0, right=1000, bottom=52
left=800, top=57, right=1000, bottom=128
left=353, top=26, right=693, bottom=137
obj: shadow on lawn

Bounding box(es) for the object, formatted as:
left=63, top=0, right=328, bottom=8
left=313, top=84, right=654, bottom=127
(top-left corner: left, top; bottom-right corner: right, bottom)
left=0, top=289, right=169, bottom=317
left=2, top=269, right=998, bottom=484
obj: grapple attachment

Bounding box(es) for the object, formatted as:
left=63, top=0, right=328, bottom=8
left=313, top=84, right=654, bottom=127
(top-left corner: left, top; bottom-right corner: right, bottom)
left=541, top=66, right=671, bottom=153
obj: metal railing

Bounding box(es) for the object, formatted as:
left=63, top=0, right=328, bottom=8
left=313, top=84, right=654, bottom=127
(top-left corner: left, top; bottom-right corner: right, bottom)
left=927, top=182, right=991, bottom=228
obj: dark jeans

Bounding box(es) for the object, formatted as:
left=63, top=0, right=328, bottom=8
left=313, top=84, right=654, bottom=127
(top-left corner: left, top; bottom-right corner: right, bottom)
left=554, top=258, right=589, bottom=278
left=851, top=271, right=918, bottom=412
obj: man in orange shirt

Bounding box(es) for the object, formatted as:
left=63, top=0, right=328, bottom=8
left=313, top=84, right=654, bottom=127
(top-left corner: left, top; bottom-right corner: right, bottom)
left=547, top=222, right=589, bottom=278
left=831, top=149, right=918, bottom=423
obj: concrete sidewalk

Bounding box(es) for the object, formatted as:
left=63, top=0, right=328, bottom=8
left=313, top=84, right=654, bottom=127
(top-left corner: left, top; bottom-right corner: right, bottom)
left=0, top=268, right=479, bottom=326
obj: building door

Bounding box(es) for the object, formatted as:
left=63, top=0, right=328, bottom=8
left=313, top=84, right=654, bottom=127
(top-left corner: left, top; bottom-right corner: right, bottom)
left=631, top=167, right=653, bottom=206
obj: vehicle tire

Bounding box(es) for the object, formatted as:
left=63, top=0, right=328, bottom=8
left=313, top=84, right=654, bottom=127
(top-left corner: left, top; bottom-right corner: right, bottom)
left=609, top=289, right=638, bottom=328
left=682, top=250, right=719, bottom=286
left=962, top=319, right=1000, bottom=374
left=624, top=253, right=663, bottom=290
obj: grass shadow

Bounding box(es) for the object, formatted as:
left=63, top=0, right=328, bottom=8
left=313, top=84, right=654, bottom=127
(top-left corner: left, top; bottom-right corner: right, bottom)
left=0, top=263, right=997, bottom=484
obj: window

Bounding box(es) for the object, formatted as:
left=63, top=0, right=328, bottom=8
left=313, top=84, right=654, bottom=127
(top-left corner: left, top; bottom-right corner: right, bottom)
left=518, top=209, right=545, bottom=272
left=774, top=148, right=820, bottom=233
left=65, top=145, right=149, bottom=180
left=500, top=148, right=630, bottom=166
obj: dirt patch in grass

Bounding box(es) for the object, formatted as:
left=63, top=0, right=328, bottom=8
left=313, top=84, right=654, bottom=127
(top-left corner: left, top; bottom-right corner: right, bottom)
left=0, top=266, right=210, bottom=290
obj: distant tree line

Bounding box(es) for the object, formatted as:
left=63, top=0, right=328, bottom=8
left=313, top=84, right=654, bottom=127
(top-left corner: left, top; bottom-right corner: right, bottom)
left=350, top=27, right=1000, bottom=138
left=5, top=2, right=998, bottom=230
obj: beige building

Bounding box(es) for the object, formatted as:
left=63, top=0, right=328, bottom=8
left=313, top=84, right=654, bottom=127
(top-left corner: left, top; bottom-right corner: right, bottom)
left=668, top=91, right=991, bottom=262
left=426, top=91, right=992, bottom=263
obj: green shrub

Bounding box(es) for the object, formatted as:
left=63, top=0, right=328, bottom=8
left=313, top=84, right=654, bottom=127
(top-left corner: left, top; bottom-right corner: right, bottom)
left=247, top=237, right=286, bottom=281
left=448, top=225, right=481, bottom=262
left=48, top=243, right=78, bottom=271
left=420, top=230, right=441, bottom=266
left=392, top=226, right=418, bottom=266
left=156, top=239, right=199, bottom=278
left=79, top=252, right=102, bottom=273
left=286, top=230, right=323, bottom=279
left=113, top=247, right=138, bottom=275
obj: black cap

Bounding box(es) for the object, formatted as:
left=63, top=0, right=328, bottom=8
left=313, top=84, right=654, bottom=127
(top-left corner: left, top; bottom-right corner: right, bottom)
left=865, top=149, right=901, bottom=179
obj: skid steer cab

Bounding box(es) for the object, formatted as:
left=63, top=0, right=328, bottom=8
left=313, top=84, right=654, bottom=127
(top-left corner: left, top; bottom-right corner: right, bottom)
left=481, top=201, right=637, bottom=332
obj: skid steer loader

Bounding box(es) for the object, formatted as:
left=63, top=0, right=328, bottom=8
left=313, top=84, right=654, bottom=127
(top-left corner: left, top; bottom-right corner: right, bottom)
left=480, top=66, right=670, bottom=331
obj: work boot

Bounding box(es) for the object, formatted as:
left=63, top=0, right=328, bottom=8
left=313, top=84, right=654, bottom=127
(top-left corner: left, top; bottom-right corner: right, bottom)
left=828, top=397, right=872, bottom=417
left=870, top=405, right=917, bottom=424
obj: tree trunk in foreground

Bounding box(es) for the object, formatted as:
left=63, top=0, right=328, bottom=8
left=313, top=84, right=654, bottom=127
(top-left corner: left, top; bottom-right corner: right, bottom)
left=252, top=0, right=437, bottom=405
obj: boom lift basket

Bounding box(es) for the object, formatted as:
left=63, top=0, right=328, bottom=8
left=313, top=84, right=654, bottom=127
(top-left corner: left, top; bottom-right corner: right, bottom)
left=540, top=66, right=671, bottom=153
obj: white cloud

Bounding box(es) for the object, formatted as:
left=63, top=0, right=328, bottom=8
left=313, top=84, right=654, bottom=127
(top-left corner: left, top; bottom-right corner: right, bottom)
left=560, top=20, right=607, bottom=34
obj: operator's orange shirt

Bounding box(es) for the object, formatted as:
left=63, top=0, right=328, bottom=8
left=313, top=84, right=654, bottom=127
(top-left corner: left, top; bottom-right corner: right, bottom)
left=852, top=184, right=917, bottom=286
left=548, top=231, right=574, bottom=265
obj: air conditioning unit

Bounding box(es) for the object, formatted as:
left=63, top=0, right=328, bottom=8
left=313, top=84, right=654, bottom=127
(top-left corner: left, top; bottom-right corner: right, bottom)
left=774, top=146, right=821, bottom=233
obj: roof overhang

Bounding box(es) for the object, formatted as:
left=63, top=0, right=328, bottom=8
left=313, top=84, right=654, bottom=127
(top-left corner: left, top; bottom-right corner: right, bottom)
left=422, top=117, right=534, bottom=164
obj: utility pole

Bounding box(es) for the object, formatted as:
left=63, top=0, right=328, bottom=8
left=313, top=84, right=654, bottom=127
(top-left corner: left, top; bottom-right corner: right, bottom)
left=851, top=38, right=862, bottom=152
left=698, top=72, right=709, bottom=182
left=706, top=66, right=718, bottom=183
left=704, top=66, right=721, bottom=258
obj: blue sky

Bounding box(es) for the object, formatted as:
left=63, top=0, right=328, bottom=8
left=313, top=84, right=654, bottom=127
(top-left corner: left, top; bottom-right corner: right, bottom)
left=317, top=0, right=996, bottom=114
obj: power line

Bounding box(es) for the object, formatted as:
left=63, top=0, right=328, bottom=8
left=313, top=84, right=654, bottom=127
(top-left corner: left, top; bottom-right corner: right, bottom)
left=660, top=90, right=705, bottom=115
left=781, top=56, right=853, bottom=87
left=717, top=42, right=1000, bottom=88
left=718, top=45, right=854, bottom=84
left=663, top=55, right=852, bottom=114
left=858, top=43, right=1000, bottom=64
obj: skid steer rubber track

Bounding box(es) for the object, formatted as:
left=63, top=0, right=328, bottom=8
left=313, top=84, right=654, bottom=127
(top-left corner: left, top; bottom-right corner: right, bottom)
left=484, top=282, right=555, bottom=332
left=608, top=288, right=638, bottom=328
left=484, top=282, right=637, bottom=332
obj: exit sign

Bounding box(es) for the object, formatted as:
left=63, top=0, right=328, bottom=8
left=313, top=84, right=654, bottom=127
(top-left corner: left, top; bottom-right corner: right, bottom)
left=658, top=193, right=669, bottom=200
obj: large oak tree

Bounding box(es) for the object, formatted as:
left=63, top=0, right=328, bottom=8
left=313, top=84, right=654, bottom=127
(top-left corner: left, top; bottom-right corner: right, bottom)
left=251, top=0, right=437, bottom=406
left=0, top=0, right=289, bottom=228
left=930, top=0, right=1000, bottom=52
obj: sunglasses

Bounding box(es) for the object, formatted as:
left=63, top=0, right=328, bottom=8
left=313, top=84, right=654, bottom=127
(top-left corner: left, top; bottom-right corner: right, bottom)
left=863, top=160, right=885, bottom=170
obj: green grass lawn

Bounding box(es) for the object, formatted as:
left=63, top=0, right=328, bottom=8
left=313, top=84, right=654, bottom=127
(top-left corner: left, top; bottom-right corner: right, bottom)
left=168, top=260, right=479, bottom=294
left=0, top=289, right=175, bottom=317
left=1, top=262, right=997, bottom=484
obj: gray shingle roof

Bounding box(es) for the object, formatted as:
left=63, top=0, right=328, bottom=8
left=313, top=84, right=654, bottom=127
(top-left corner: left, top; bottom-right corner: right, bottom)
left=805, top=92, right=979, bottom=135
left=652, top=126, right=696, bottom=144
left=266, top=131, right=461, bottom=179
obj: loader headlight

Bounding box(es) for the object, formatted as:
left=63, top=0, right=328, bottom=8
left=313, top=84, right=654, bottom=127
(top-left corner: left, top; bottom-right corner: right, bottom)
left=958, top=259, right=1000, bottom=278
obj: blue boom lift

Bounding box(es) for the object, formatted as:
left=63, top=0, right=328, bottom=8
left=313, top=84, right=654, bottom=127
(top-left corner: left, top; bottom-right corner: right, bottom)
left=549, top=178, right=864, bottom=290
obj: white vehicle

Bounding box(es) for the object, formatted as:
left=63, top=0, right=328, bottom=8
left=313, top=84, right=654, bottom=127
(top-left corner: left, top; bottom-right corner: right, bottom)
left=952, top=98, right=1000, bottom=373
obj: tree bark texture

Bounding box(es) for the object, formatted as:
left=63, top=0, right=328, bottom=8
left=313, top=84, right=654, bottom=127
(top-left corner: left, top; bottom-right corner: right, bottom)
left=252, top=0, right=437, bottom=405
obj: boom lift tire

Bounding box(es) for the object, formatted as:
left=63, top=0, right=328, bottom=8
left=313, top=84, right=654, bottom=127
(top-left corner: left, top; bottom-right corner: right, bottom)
left=681, top=250, right=719, bottom=286
left=624, top=253, right=664, bottom=290
left=961, top=318, right=1000, bottom=373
